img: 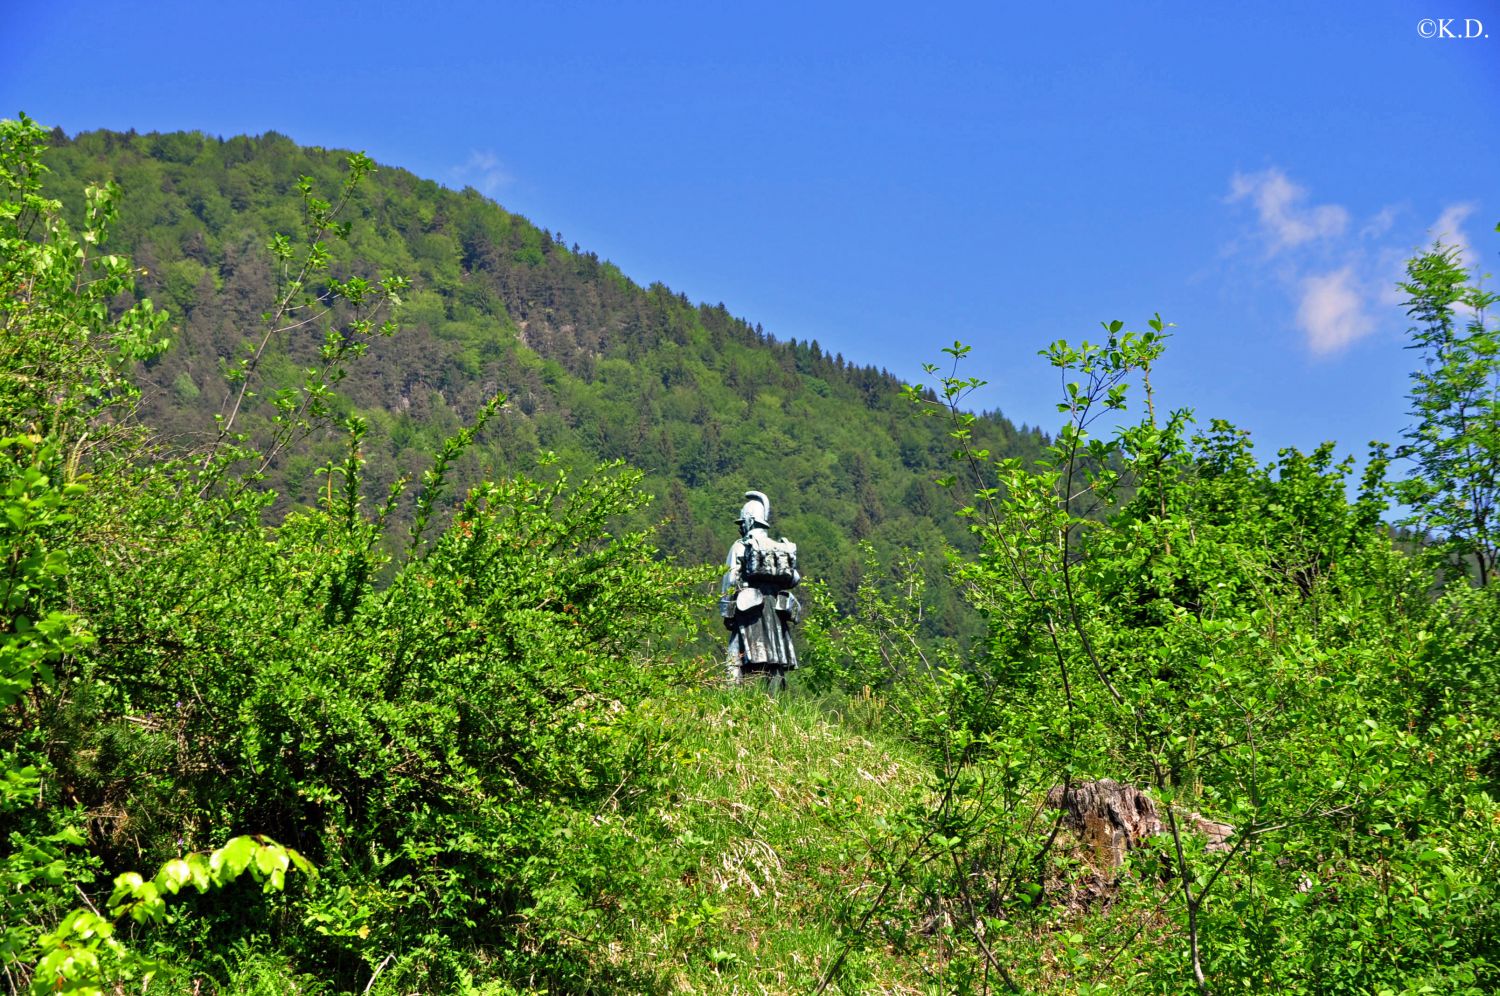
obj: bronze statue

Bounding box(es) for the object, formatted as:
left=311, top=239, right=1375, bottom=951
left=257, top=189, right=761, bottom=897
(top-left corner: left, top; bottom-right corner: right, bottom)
left=719, top=490, right=802, bottom=687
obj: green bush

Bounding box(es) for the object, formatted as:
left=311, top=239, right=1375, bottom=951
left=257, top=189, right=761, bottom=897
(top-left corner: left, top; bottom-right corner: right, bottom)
left=2, top=112, right=711, bottom=993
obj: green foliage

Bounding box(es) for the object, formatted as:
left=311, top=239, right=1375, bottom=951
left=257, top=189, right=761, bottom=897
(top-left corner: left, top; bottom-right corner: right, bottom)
left=206, top=149, right=407, bottom=483
left=1, top=114, right=313, bottom=996
left=0, top=116, right=168, bottom=447
left=1395, top=235, right=1500, bottom=586
left=9, top=111, right=1500, bottom=995
left=802, top=320, right=1500, bottom=994
left=0, top=437, right=88, bottom=709
left=0, top=437, right=96, bottom=987
left=32, top=836, right=312, bottom=996
left=6, top=115, right=723, bottom=995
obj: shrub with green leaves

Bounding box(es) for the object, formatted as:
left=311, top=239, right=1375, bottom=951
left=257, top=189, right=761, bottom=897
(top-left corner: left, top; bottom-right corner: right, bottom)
left=795, top=323, right=1500, bottom=994
left=3, top=111, right=720, bottom=993
left=1, top=114, right=315, bottom=995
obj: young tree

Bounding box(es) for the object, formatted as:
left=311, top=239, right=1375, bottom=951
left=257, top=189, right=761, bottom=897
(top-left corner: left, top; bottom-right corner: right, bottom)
left=1395, top=232, right=1500, bottom=585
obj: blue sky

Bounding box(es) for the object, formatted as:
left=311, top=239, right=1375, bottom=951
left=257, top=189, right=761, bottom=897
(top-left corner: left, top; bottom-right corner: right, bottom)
left=4, top=0, right=1497, bottom=460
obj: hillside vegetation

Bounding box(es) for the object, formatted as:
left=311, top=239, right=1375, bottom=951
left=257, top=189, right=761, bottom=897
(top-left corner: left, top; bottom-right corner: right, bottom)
left=3, top=114, right=1499, bottom=995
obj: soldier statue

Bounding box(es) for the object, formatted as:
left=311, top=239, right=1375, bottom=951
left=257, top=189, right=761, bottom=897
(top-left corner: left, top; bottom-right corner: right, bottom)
left=719, top=490, right=803, bottom=688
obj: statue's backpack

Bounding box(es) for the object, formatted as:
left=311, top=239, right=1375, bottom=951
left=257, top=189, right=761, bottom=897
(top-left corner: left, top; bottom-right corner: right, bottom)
left=742, top=534, right=799, bottom=589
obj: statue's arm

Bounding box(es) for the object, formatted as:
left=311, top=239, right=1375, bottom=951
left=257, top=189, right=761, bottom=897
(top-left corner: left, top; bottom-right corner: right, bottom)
left=718, top=542, right=743, bottom=626
left=719, top=542, right=742, bottom=595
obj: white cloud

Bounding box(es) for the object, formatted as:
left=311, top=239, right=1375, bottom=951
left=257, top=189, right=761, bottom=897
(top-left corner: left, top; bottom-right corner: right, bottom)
left=451, top=150, right=513, bottom=197
left=1373, top=246, right=1411, bottom=308
left=1228, top=168, right=1350, bottom=253
left=1360, top=205, right=1399, bottom=240
left=1297, top=267, right=1373, bottom=354
left=1429, top=202, right=1475, bottom=263
left=1221, top=168, right=1491, bottom=354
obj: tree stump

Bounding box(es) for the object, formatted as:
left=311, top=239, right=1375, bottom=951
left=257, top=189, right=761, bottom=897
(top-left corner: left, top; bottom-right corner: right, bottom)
left=1045, top=779, right=1163, bottom=869
left=1045, top=779, right=1235, bottom=870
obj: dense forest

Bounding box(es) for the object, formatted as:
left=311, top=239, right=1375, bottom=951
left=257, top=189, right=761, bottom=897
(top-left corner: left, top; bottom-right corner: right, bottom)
left=3, top=112, right=1499, bottom=994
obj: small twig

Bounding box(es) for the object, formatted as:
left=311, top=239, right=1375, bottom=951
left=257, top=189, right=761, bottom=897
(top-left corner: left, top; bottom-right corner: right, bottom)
left=813, top=767, right=965, bottom=994
left=363, top=952, right=394, bottom=995
left=74, top=883, right=103, bottom=916
left=951, top=850, right=1020, bottom=993
left=1155, top=760, right=1210, bottom=995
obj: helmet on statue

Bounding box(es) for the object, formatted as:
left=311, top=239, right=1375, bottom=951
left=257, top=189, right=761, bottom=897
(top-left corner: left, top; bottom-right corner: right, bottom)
left=737, top=490, right=771, bottom=533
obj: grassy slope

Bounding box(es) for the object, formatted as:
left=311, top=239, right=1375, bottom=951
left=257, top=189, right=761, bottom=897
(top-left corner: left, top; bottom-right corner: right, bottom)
left=144, top=687, right=944, bottom=995
left=145, top=683, right=1182, bottom=995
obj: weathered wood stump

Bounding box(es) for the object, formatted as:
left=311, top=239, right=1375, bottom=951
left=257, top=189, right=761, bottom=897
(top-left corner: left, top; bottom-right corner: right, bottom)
left=1045, top=779, right=1233, bottom=870
left=1045, top=779, right=1162, bottom=868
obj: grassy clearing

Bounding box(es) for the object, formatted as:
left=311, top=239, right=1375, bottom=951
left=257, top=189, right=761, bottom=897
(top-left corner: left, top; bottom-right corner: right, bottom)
left=629, top=684, right=932, bottom=993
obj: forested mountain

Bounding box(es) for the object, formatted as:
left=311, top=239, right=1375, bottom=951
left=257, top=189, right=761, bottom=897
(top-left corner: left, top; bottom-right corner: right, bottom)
left=40, top=127, right=1046, bottom=625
